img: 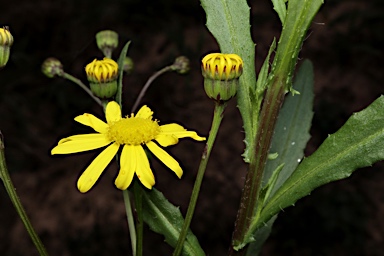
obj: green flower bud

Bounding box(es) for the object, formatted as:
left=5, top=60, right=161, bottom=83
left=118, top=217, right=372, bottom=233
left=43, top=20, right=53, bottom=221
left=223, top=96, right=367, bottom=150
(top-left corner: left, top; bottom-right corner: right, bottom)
left=96, top=30, right=118, bottom=57
left=123, top=56, right=134, bottom=74
left=85, top=58, right=118, bottom=99
left=0, top=27, right=14, bottom=68
left=201, top=53, right=243, bottom=101
left=171, top=56, right=190, bottom=74
left=41, top=58, right=64, bottom=78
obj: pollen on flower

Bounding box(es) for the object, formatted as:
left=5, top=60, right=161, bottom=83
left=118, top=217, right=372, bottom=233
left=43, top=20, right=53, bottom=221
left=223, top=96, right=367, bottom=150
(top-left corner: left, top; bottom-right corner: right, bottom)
left=107, top=116, right=160, bottom=145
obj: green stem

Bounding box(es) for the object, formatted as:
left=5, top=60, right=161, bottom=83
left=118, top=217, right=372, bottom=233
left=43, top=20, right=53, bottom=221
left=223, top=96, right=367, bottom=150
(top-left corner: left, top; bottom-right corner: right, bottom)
left=0, top=133, right=49, bottom=256
left=131, top=66, right=172, bottom=112
left=62, top=72, right=103, bottom=107
left=133, top=181, right=144, bottom=256
left=230, top=76, right=286, bottom=255
left=123, top=189, right=137, bottom=256
left=173, top=102, right=226, bottom=256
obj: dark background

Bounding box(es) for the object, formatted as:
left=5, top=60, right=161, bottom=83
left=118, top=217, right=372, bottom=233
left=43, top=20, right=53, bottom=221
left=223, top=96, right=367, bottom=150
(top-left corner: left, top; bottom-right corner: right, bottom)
left=0, top=0, right=384, bottom=255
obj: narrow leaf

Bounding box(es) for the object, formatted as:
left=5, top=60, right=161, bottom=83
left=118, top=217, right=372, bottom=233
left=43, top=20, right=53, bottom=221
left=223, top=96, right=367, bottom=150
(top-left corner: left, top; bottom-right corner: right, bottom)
left=263, top=60, right=314, bottom=197
left=271, top=0, right=287, bottom=25
left=116, top=41, right=131, bottom=106
left=258, top=95, right=384, bottom=228
left=200, top=0, right=256, bottom=161
left=142, top=188, right=205, bottom=256
left=240, top=60, right=314, bottom=249
left=255, top=38, right=276, bottom=99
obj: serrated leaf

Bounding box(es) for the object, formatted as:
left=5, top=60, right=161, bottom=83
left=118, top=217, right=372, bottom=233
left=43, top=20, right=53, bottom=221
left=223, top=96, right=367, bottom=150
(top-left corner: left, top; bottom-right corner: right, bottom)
left=245, top=216, right=277, bottom=256
left=142, top=188, right=205, bottom=256
left=256, top=95, right=384, bottom=229
left=116, top=41, right=131, bottom=106
left=200, top=0, right=256, bottom=161
left=271, top=0, right=287, bottom=25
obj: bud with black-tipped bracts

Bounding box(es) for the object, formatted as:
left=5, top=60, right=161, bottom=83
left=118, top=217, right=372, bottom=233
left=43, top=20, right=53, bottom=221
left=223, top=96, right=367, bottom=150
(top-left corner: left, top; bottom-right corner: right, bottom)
left=201, top=53, right=243, bottom=102
left=85, top=58, right=118, bottom=99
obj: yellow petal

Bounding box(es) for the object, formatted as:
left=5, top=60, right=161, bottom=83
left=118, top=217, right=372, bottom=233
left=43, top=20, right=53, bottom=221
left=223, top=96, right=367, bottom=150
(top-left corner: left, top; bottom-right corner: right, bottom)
left=106, top=101, right=122, bottom=124
left=115, top=145, right=136, bottom=190
left=77, top=143, right=120, bottom=193
left=136, top=105, right=153, bottom=119
left=135, top=146, right=155, bottom=189
left=51, top=134, right=111, bottom=154
left=146, top=141, right=183, bottom=178
left=155, top=134, right=179, bottom=147
left=159, top=123, right=206, bottom=141
left=74, top=114, right=108, bottom=133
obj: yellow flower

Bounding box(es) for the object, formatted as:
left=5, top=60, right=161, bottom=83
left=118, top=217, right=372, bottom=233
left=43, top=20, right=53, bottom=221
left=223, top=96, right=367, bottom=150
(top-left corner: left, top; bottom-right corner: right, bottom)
left=201, top=53, right=243, bottom=80
left=51, top=101, right=205, bottom=193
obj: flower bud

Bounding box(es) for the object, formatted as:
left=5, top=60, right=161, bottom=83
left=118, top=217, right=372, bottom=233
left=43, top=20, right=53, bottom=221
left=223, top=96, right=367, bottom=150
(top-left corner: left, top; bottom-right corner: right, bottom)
left=85, top=58, right=118, bottom=99
left=122, top=56, right=134, bottom=74
left=96, top=30, right=118, bottom=57
left=41, top=58, right=64, bottom=78
left=0, top=27, right=14, bottom=68
left=201, top=53, right=243, bottom=101
left=171, top=56, right=190, bottom=74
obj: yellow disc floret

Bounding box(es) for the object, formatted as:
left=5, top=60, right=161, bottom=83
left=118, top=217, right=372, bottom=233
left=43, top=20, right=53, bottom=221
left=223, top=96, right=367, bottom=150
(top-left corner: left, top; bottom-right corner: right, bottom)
left=107, top=116, right=160, bottom=145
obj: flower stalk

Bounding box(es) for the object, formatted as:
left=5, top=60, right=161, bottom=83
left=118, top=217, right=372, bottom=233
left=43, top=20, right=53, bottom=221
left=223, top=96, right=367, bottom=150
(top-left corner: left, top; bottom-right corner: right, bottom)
left=0, top=133, right=48, bottom=256
left=173, top=101, right=226, bottom=256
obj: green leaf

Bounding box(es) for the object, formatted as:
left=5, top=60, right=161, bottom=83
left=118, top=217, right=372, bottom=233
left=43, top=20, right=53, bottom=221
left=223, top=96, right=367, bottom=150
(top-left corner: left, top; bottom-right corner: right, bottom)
left=142, top=188, right=205, bottom=256
left=262, top=60, right=314, bottom=198
left=245, top=216, right=277, bottom=256
left=255, top=38, right=276, bottom=101
left=116, top=41, right=131, bottom=106
left=257, top=95, right=384, bottom=229
left=270, top=0, right=323, bottom=91
left=200, top=0, right=256, bottom=162
left=271, top=0, right=287, bottom=25
left=239, top=60, right=314, bottom=249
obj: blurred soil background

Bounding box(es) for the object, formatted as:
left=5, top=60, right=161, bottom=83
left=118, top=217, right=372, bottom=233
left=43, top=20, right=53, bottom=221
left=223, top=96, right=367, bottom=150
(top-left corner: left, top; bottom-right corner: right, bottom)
left=0, top=0, right=384, bottom=255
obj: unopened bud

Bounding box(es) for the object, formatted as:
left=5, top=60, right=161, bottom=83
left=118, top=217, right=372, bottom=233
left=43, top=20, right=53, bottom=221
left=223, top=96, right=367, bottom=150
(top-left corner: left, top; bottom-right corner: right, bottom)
left=171, top=56, right=190, bottom=74
left=0, top=27, right=14, bottom=68
left=41, top=58, right=64, bottom=78
left=123, top=57, right=134, bottom=74
left=96, top=30, right=118, bottom=58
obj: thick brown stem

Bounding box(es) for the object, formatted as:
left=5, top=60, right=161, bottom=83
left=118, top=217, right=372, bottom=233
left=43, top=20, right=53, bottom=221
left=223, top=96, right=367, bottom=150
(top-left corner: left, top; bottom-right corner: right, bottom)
left=229, top=76, right=285, bottom=255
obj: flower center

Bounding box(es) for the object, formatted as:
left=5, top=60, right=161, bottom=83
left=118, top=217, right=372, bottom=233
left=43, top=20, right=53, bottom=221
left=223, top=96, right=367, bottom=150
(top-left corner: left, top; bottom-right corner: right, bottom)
left=107, top=116, right=160, bottom=145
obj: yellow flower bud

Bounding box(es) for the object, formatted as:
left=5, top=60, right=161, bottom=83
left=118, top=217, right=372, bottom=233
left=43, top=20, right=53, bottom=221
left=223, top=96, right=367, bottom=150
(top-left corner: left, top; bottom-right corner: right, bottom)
left=85, top=58, right=119, bottom=99
left=201, top=53, right=243, bottom=101
left=201, top=53, right=243, bottom=80
left=0, top=26, right=14, bottom=68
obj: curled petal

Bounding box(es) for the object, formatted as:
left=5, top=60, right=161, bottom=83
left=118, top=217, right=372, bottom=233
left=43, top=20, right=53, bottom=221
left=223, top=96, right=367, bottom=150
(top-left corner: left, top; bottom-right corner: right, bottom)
left=159, top=123, right=206, bottom=141
left=136, top=105, right=154, bottom=119
left=106, top=101, right=122, bottom=124
left=146, top=141, right=183, bottom=178
left=77, top=143, right=120, bottom=193
left=115, top=145, right=136, bottom=190
left=74, top=114, right=108, bottom=133
left=51, top=134, right=111, bottom=154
